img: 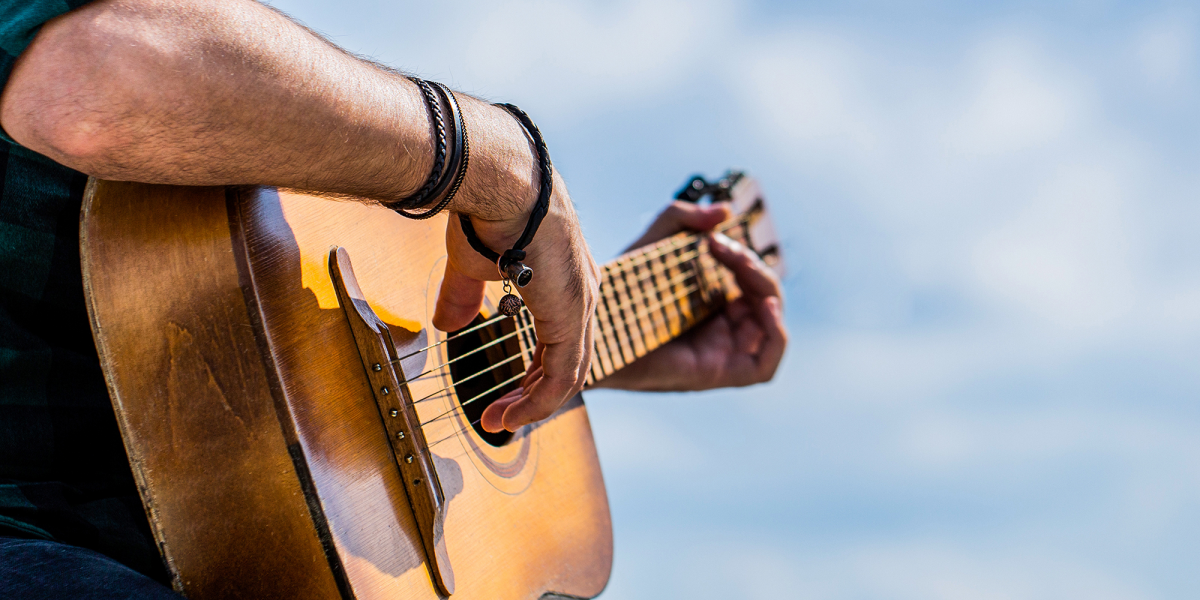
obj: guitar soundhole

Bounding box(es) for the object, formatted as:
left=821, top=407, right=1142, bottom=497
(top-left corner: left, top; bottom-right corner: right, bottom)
left=446, top=314, right=526, bottom=447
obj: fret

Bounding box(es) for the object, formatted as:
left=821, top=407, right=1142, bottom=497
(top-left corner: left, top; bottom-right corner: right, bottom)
left=591, top=292, right=617, bottom=376
left=668, top=243, right=696, bottom=326
left=594, top=283, right=625, bottom=372
left=649, top=244, right=682, bottom=338
left=588, top=347, right=605, bottom=385
left=638, top=249, right=669, bottom=348
left=693, top=238, right=720, bottom=307
left=620, top=258, right=662, bottom=354
left=637, top=252, right=674, bottom=349
left=600, top=269, right=638, bottom=365
left=606, top=262, right=649, bottom=359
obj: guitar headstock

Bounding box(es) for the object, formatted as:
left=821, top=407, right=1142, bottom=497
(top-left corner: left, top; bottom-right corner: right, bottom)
left=675, top=171, right=785, bottom=279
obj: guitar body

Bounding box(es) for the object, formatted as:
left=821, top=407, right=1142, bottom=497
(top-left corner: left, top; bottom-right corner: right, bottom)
left=81, top=182, right=612, bottom=600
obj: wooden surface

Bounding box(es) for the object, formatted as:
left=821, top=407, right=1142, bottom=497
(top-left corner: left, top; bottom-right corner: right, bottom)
left=329, top=246, right=454, bottom=596
left=82, top=181, right=613, bottom=599
left=81, top=182, right=343, bottom=599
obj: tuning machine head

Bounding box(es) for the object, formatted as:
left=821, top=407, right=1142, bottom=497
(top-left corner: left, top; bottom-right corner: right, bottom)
left=675, top=171, right=744, bottom=204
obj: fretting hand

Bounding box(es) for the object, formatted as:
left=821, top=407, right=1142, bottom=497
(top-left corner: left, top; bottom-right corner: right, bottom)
left=592, top=201, right=788, bottom=391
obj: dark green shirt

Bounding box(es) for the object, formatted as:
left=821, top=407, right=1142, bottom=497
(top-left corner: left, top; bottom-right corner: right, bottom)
left=0, top=0, right=166, bottom=581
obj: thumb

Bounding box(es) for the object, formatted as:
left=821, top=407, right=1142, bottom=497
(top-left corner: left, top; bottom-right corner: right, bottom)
left=670, top=202, right=732, bottom=231
left=629, top=201, right=732, bottom=250
left=432, top=261, right=486, bottom=332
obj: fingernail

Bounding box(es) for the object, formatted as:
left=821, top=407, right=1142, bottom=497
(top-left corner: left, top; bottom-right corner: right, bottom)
left=766, top=296, right=782, bottom=316
left=713, top=232, right=740, bottom=251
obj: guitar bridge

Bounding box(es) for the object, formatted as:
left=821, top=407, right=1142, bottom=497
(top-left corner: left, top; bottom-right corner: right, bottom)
left=328, top=247, right=455, bottom=596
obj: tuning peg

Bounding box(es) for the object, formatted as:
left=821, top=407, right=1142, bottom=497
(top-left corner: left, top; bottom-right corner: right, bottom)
left=675, top=175, right=710, bottom=203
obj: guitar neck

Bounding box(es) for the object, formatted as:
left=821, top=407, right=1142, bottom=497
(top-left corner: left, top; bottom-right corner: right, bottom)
left=583, top=214, right=754, bottom=386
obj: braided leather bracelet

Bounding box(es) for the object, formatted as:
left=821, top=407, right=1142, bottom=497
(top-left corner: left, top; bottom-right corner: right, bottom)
left=391, top=79, right=550, bottom=316
left=389, top=79, right=469, bottom=219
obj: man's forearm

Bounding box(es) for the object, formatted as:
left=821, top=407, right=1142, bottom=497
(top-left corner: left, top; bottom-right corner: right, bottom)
left=0, top=0, right=534, bottom=218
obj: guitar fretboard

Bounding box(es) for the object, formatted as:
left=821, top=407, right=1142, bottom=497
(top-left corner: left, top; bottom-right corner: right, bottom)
left=583, top=217, right=752, bottom=386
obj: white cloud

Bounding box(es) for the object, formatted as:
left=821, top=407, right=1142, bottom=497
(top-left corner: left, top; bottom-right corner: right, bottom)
left=733, top=33, right=879, bottom=160
left=616, top=535, right=1157, bottom=600
left=971, top=164, right=1137, bottom=331
left=1134, top=11, right=1197, bottom=89
left=451, top=0, right=737, bottom=117
left=945, top=38, right=1086, bottom=156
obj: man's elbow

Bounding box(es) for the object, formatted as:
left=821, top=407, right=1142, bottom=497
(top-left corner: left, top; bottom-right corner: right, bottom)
left=2, top=101, right=116, bottom=170
left=0, top=4, right=134, bottom=175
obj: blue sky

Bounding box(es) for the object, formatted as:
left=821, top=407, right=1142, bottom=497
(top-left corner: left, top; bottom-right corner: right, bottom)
left=268, top=1, right=1200, bottom=597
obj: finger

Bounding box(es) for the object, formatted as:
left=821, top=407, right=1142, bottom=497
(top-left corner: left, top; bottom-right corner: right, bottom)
left=502, top=331, right=587, bottom=430
left=501, top=375, right=574, bottom=431
left=752, top=296, right=787, bottom=382
left=528, top=342, right=545, bottom=371
left=521, top=365, right=543, bottom=389
left=481, top=387, right=523, bottom=433
left=628, top=201, right=733, bottom=249
left=432, top=262, right=487, bottom=332
left=709, top=232, right=782, bottom=300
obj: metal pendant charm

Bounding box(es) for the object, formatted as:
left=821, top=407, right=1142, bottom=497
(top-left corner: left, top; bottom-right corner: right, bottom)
left=498, top=280, right=524, bottom=317
left=499, top=294, right=523, bottom=316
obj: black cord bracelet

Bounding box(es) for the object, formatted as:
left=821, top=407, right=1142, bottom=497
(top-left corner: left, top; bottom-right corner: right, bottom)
left=458, top=102, right=552, bottom=294
left=392, top=84, right=550, bottom=317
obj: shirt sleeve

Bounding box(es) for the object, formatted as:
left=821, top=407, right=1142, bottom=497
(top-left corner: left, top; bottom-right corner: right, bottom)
left=0, top=0, right=95, bottom=145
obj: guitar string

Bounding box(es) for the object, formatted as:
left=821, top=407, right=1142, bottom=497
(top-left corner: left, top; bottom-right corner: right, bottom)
left=413, top=269, right=718, bottom=452
left=598, top=252, right=706, bottom=322
left=418, top=371, right=528, bottom=427
left=424, top=418, right=482, bottom=451
left=394, top=325, right=529, bottom=380
left=392, top=312, right=509, bottom=363
left=378, top=213, right=752, bottom=364
left=605, top=212, right=752, bottom=275
left=411, top=281, right=706, bottom=428
left=407, top=274, right=708, bottom=414
left=409, top=282, right=705, bottom=428
left=410, top=352, right=526, bottom=405
left=393, top=244, right=712, bottom=384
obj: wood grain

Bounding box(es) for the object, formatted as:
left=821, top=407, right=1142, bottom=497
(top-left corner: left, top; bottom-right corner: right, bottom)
left=81, top=181, right=343, bottom=599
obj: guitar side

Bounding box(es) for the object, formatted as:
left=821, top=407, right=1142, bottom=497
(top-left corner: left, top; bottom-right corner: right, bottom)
left=81, top=181, right=613, bottom=600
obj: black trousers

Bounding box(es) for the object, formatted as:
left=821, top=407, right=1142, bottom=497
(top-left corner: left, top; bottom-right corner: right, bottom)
left=0, top=537, right=182, bottom=599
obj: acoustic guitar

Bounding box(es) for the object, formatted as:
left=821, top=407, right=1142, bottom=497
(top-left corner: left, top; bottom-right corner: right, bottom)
left=80, top=172, right=781, bottom=599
